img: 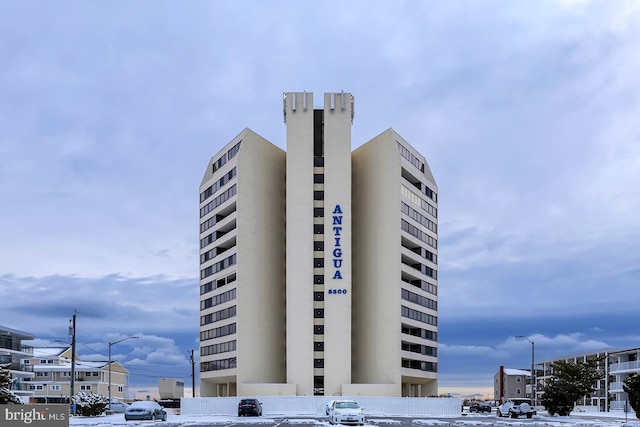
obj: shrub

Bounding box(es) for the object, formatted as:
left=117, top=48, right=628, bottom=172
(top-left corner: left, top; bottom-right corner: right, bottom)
left=72, top=392, right=109, bottom=416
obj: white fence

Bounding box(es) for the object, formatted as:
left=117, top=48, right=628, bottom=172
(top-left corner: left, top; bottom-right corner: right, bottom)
left=181, top=396, right=462, bottom=417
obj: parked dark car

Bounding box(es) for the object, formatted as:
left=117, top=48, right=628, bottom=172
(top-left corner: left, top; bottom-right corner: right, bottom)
left=469, top=402, right=492, bottom=413
left=238, top=398, right=262, bottom=416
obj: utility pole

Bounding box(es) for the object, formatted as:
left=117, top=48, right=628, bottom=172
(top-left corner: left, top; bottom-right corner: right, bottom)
left=69, top=311, right=77, bottom=414
left=190, top=349, right=195, bottom=397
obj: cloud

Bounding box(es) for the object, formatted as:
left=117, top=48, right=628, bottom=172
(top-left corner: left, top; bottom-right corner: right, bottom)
left=1, top=0, right=639, bottom=393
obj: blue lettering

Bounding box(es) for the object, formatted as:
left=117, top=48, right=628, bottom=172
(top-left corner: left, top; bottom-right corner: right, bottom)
left=333, top=226, right=342, bottom=235
left=333, top=271, right=343, bottom=280
left=333, top=248, right=342, bottom=258
left=333, top=205, right=343, bottom=214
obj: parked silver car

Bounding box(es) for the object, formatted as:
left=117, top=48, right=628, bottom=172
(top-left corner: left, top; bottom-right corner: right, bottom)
left=124, top=401, right=167, bottom=421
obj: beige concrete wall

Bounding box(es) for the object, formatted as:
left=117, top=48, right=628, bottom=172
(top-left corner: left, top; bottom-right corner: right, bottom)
left=322, top=92, right=353, bottom=396
left=352, top=129, right=438, bottom=397
left=284, top=91, right=316, bottom=395
left=239, top=383, right=297, bottom=396
left=352, top=129, right=403, bottom=391
left=341, top=383, right=399, bottom=397
left=236, top=130, right=286, bottom=388
left=199, top=129, right=286, bottom=396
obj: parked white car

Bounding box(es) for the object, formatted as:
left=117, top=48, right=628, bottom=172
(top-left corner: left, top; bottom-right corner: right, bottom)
left=327, top=399, right=365, bottom=425
left=496, top=398, right=536, bottom=418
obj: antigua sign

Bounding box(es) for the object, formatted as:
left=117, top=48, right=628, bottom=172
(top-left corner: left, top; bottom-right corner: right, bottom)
left=331, top=204, right=344, bottom=280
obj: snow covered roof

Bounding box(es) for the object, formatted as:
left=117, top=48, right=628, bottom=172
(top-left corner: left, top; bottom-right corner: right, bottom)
left=33, top=347, right=69, bottom=357
left=33, top=360, right=109, bottom=371
left=503, top=368, right=531, bottom=376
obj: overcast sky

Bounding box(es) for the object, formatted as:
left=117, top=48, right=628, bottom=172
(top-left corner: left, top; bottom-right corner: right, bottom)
left=1, top=1, right=639, bottom=398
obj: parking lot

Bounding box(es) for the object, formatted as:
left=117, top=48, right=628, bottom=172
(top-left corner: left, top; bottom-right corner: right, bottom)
left=69, top=411, right=639, bottom=427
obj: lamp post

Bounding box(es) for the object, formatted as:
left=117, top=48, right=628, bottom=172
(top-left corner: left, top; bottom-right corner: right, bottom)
left=108, top=336, right=138, bottom=410
left=516, top=335, right=535, bottom=407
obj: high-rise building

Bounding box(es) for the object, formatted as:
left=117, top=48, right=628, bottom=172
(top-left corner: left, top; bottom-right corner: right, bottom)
left=199, top=92, right=438, bottom=397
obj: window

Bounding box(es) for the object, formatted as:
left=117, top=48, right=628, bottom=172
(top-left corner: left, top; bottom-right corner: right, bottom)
left=314, top=157, right=324, bottom=167
left=401, top=305, right=437, bottom=326
left=516, top=376, right=522, bottom=382
left=314, top=275, right=324, bottom=284
left=314, top=174, right=324, bottom=184
left=314, top=342, right=324, bottom=351
left=516, top=388, right=522, bottom=395
left=314, top=258, right=324, bottom=268
left=314, top=110, right=324, bottom=156
left=200, top=357, right=237, bottom=372
left=314, top=241, right=324, bottom=251
left=314, top=292, right=324, bottom=301
left=227, top=141, right=241, bottom=160
left=80, top=385, right=92, bottom=391
left=314, top=224, right=324, bottom=234
left=201, top=340, right=237, bottom=356
left=314, top=309, right=324, bottom=318
left=314, top=359, right=325, bottom=368
left=313, top=191, right=324, bottom=201
left=201, top=305, right=237, bottom=326
left=314, top=325, right=324, bottom=334
left=314, top=207, right=324, bottom=218
left=200, top=322, right=237, bottom=341
left=50, top=385, right=61, bottom=391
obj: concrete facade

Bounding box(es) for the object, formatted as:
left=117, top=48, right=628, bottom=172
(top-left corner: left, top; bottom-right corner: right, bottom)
left=199, top=92, right=438, bottom=397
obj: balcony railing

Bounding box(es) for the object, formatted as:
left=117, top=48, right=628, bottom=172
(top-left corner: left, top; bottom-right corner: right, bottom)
left=610, top=381, right=625, bottom=392
left=610, top=361, right=640, bottom=373
left=0, top=342, right=34, bottom=354
left=2, top=362, right=34, bottom=372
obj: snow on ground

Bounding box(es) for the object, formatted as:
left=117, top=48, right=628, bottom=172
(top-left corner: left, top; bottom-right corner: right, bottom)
left=67, top=412, right=640, bottom=427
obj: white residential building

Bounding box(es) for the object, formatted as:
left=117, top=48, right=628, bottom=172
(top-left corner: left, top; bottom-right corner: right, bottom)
left=0, top=326, right=35, bottom=403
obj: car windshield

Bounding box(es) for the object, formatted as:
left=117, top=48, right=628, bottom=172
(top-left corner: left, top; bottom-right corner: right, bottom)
left=336, top=402, right=359, bottom=409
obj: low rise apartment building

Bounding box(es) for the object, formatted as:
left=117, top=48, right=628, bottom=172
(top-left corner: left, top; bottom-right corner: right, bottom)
left=504, top=347, right=639, bottom=412
left=29, top=347, right=130, bottom=403
left=0, top=326, right=35, bottom=403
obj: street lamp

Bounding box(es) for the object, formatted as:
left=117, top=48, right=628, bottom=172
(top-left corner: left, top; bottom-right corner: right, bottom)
left=516, top=335, right=535, bottom=407
left=108, top=336, right=138, bottom=410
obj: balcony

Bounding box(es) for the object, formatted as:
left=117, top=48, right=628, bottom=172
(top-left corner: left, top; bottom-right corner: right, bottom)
left=0, top=342, right=34, bottom=354
left=610, top=381, right=625, bottom=392
left=610, top=361, right=640, bottom=374
left=3, top=362, right=34, bottom=372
